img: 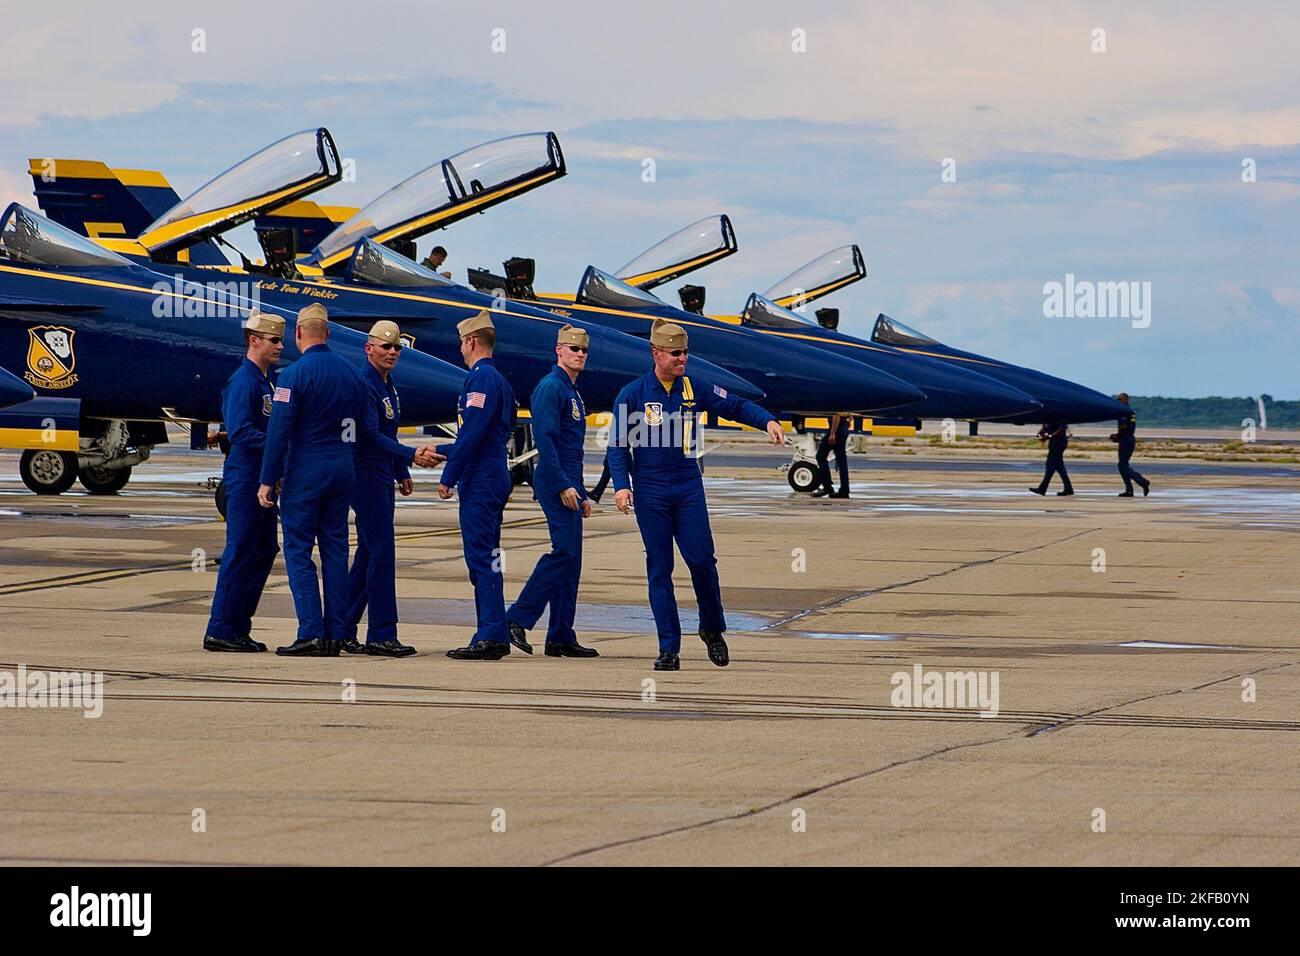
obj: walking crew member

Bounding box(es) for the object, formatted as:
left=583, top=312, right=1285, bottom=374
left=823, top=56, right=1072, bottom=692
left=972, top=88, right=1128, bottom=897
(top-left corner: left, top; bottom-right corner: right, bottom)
left=258, top=303, right=366, bottom=657
left=506, top=325, right=599, bottom=659
left=432, top=311, right=518, bottom=660
left=203, top=310, right=284, bottom=652
left=608, top=320, right=785, bottom=671
left=1029, top=422, right=1074, bottom=496
left=1111, top=393, right=1151, bottom=497
left=812, top=413, right=851, bottom=498
left=342, top=320, right=433, bottom=658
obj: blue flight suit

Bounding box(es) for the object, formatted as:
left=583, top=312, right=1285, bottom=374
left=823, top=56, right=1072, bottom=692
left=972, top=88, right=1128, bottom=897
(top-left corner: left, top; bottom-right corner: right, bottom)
left=507, top=365, right=587, bottom=645
left=260, top=343, right=366, bottom=641
left=608, top=372, right=776, bottom=654
left=1116, top=411, right=1148, bottom=492
left=345, top=363, right=417, bottom=643
left=436, top=357, right=516, bottom=646
left=206, top=358, right=279, bottom=640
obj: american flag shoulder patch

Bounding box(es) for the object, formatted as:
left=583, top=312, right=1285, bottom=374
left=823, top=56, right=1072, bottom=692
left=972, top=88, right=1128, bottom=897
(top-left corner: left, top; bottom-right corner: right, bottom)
left=465, top=391, right=487, bottom=409
left=273, top=386, right=292, bottom=403
left=712, top=384, right=728, bottom=398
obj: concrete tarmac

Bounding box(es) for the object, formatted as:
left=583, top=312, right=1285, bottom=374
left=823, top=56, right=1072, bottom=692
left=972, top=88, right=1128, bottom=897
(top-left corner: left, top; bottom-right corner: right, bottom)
left=1, top=443, right=1296, bottom=866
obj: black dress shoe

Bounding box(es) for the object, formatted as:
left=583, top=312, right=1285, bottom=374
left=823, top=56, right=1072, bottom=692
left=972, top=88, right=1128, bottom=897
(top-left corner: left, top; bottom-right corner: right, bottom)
left=446, top=642, right=510, bottom=660
left=653, top=652, right=680, bottom=671
left=811, top=489, right=830, bottom=498
left=830, top=491, right=850, bottom=498
left=1142, top=481, right=1151, bottom=496
left=1029, top=487, right=1046, bottom=496
left=545, top=642, right=599, bottom=658
left=204, top=634, right=263, bottom=653
left=241, top=635, right=268, bottom=652
left=1118, top=490, right=1134, bottom=497
left=699, top=630, right=730, bottom=667
left=1057, top=490, right=1074, bottom=496
left=341, top=639, right=367, bottom=654
left=276, top=637, right=331, bottom=657
left=508, top=623, right=534, bottom=655
left=366, top=639, right=417, bottom=658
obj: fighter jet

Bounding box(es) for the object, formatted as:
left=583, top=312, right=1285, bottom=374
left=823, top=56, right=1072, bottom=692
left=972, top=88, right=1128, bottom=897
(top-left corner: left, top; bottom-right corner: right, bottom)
left=0, top=203, right=467, bottom=496
left=760, top=246, right=1130, bottom=425
left=28, top=130, right=763, bottom=415
left=609, top=223, right=1040, bottom=424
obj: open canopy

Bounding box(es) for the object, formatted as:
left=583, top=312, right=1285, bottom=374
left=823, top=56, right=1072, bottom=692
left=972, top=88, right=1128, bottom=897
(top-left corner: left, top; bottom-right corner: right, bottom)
left=137, top=128, right=340, bottom=256
left=0, top=203, right=133, bottom=268
left=615, top=214, right=736, bottom=289
left=762, top=244, right=865, bottom=309
left=345, top=238, right=454, bottom=289
left=871, top=314, right=938, bottom=347
left=739, top=292, right=823, bottom=329
left=576, top=265, right=669, bottom=310
left=309, top=132, right=565, bottom=270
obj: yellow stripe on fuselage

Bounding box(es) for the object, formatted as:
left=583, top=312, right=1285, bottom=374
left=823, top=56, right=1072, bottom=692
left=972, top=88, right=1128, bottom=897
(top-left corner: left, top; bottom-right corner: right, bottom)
left=0, top=427, right=79, bottom=450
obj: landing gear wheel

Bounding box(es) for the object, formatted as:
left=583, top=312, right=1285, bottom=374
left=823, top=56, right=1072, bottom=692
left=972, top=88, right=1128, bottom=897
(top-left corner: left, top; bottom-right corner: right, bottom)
left=20, top=449, right=79, bottom=495
left=787, top=460, right=820, bottom=493
left=78, top=465, right=131, bottom=494
left=214, top=479, right=228, bottom=520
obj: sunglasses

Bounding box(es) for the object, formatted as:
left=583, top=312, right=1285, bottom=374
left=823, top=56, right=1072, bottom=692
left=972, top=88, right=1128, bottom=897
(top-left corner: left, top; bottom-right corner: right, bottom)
left=255, top=335, right=283, bottom=345
left=565, top=345, right=588, bottom=354
left=376, top=342, right=402, bottom=352
left=661, top=348, right=688, bottom=357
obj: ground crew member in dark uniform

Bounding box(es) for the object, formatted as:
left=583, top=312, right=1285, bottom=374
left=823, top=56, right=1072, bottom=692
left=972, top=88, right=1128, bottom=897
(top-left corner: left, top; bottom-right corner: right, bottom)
left=1111, top=392, right=1151, bottom=497
left=608, top=320, right=785, bottom=671
left=506, top=324, right=599, bottom=659
left=812, top=413, right=851, bottom=498
left=432, top=311, right=518, bottom=660
left=342, top=320, right=432, bottom=658
left=203, top=310, right=284, bottom=652
left=1029, top=422, right=1073, bottom=496
left=258, top=303, right=366, bottom=657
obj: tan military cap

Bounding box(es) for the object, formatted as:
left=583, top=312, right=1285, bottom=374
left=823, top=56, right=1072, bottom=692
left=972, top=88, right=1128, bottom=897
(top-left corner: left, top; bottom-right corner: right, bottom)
left=298, top=302, right=328, bottom=323
left=557, top=323, right=589, bottom=347
left=650, top=319, right=687, bottom=349
left=457, top=310, right=494, bottom=338
left=368, top=320, right=402, bottom=345
left=244, top=309, right=285, bottom=337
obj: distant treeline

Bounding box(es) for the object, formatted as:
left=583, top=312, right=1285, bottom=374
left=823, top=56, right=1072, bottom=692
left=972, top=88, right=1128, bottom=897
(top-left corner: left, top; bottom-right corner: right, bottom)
left=1130, top=395, right=1299, bottom=429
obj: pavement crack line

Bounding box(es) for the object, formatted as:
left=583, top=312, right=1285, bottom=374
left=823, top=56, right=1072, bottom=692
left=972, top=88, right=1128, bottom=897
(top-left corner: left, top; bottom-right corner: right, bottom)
left=762, top=526, right=1102, bottom=631
left=538, top=733, right=1015, bottom=866
left=1025, top=657, right=1300, bottom=737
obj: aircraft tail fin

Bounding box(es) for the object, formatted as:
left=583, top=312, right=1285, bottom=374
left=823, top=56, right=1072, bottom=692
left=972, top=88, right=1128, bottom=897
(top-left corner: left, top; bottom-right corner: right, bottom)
left=253, top=200, right=358, bottom=260
left=25, top=158, right=228, bottom=265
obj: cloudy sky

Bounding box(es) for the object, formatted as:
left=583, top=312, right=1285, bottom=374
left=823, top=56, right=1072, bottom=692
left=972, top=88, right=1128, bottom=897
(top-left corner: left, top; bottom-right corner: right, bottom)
left=3, top=1, right=1296, bottom=398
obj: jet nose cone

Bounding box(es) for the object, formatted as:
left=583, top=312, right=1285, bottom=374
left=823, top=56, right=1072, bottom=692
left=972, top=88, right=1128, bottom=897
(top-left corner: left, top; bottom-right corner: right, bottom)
left=798, top=351, right=926, bottom=413
left=693, top=358, right=766, bottom=402
left=391, top=350, right=468, bottom=423
left=0, top=366, right=35, bottom=409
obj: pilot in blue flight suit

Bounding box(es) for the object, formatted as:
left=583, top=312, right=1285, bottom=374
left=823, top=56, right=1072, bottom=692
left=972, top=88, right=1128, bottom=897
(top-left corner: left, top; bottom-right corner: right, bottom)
left=608, top=320, right=786, bottom=671
left=257, top=303, right=367, bottom=657
left=342, top=320, right=433, bottom=658
left=433, top=311, right=518, bottom=660
left=506, top=324, right=599, bottom=659
left=203, top=310, right=284, bottom=652
left=1111, top=392, right=1151, bottom=497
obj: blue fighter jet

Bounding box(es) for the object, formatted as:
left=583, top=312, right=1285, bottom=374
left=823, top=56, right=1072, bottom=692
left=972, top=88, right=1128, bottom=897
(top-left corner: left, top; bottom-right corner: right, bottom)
left=28, top=130, right=762, bottom=415
left=0, top=203, right=467, bottom=496
left=760, top=246, right=1130, bottom=425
